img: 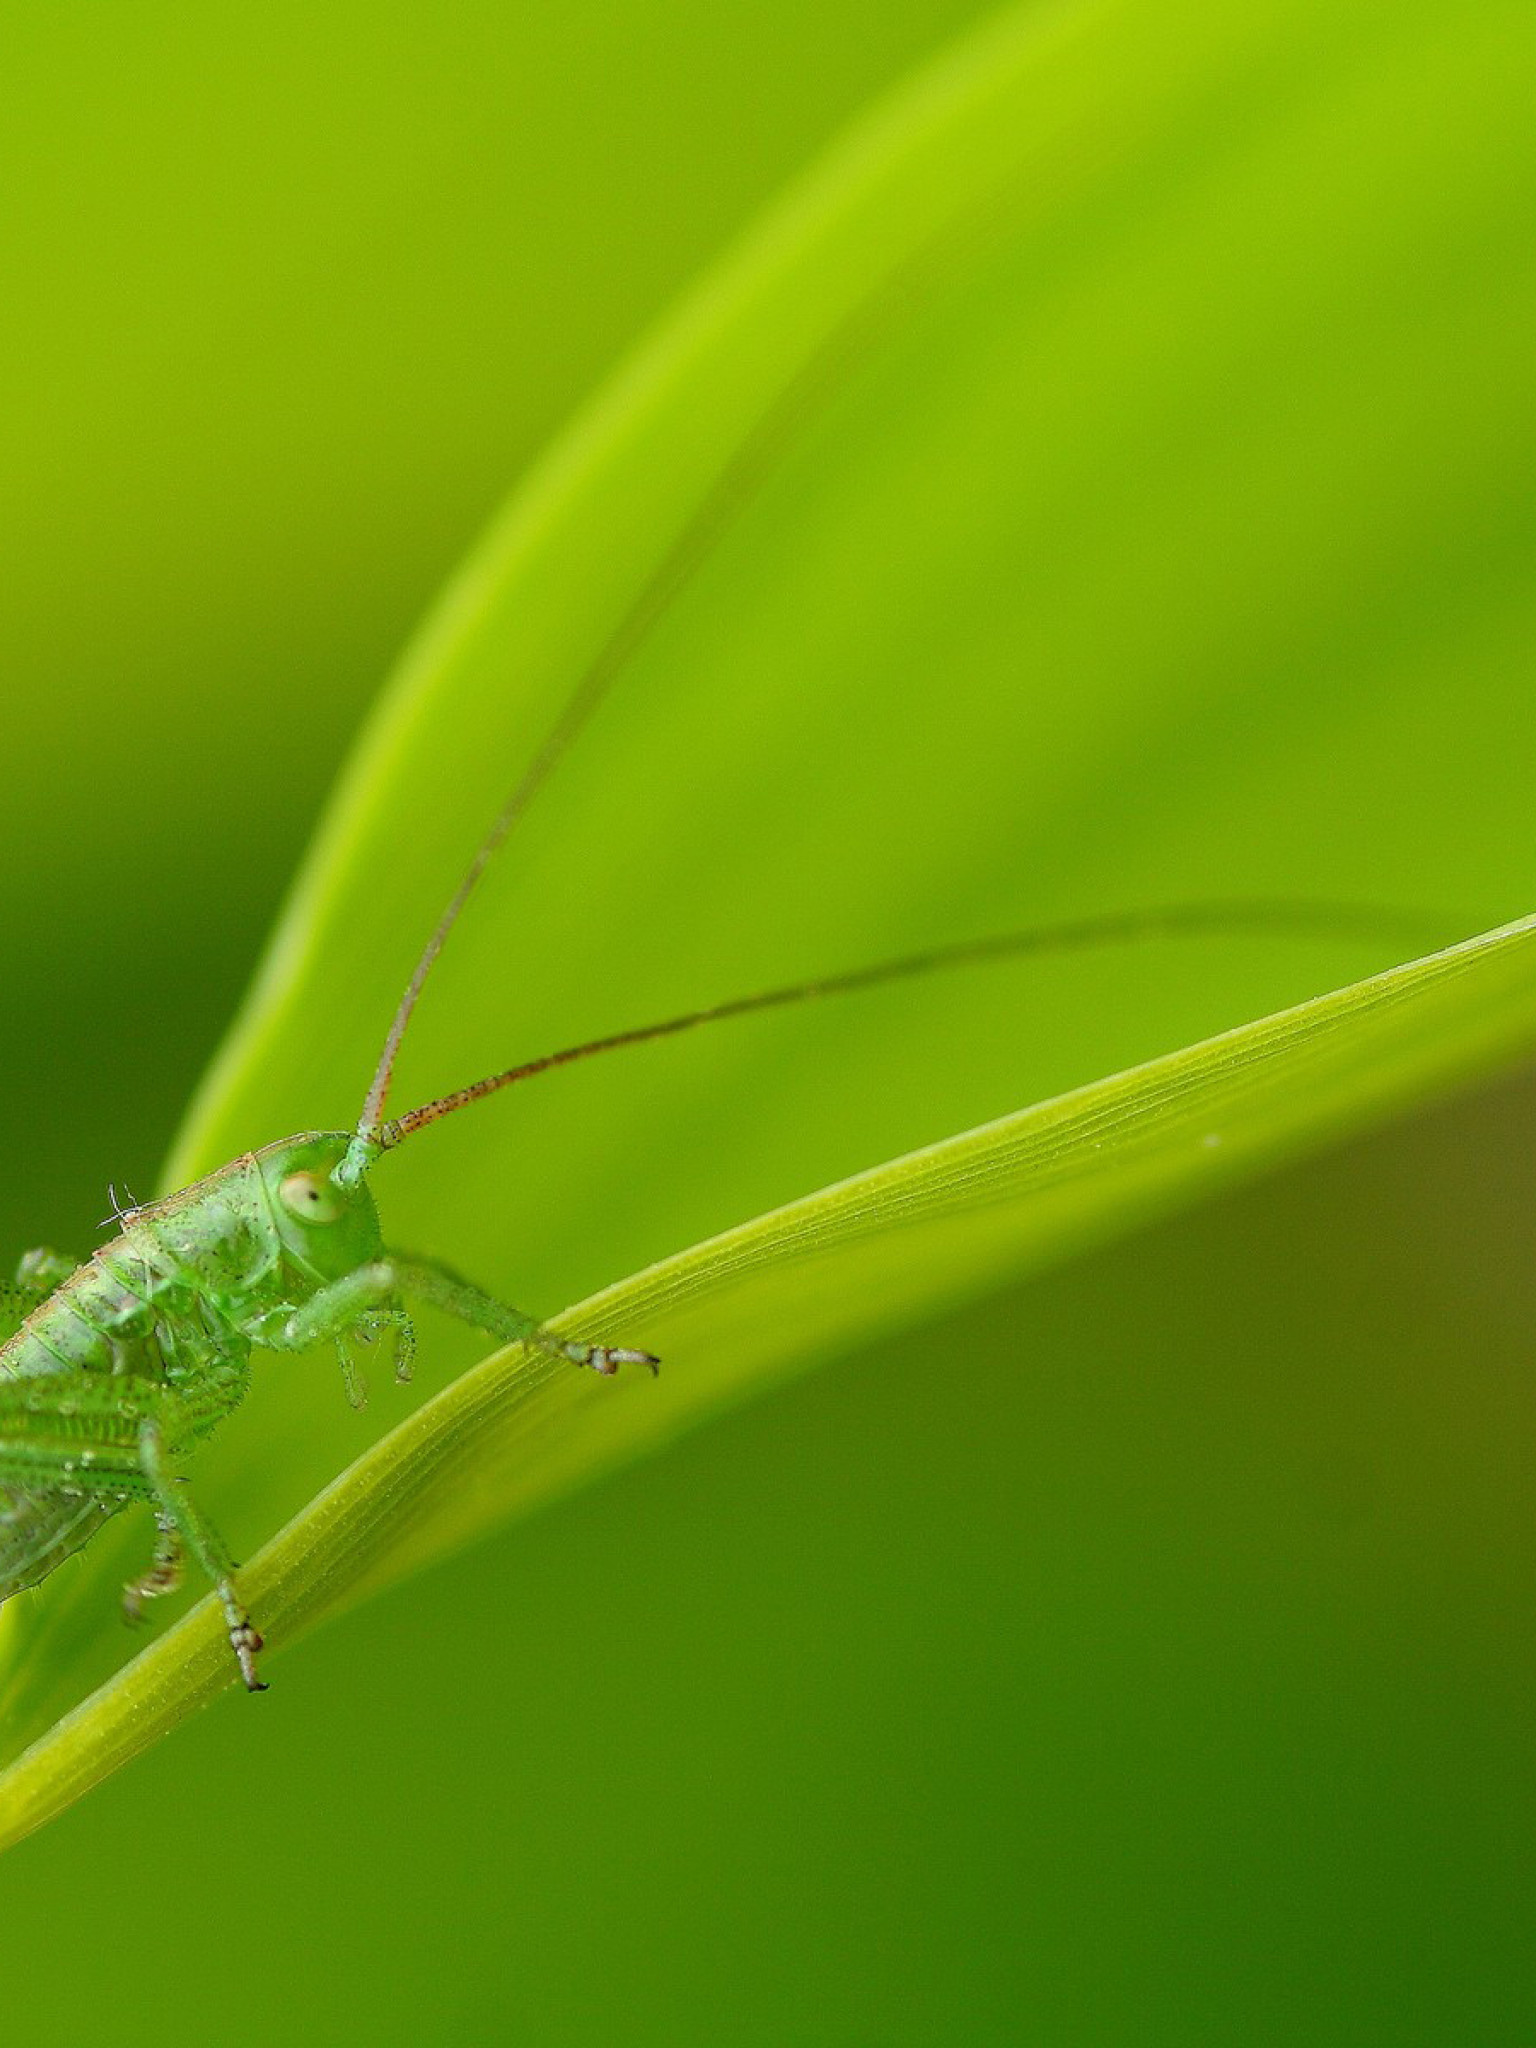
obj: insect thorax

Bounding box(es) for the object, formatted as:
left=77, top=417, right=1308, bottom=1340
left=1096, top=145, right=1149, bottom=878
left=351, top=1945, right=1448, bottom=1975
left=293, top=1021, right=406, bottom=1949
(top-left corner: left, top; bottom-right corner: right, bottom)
left=0, top=1151, right=295, bottom=1393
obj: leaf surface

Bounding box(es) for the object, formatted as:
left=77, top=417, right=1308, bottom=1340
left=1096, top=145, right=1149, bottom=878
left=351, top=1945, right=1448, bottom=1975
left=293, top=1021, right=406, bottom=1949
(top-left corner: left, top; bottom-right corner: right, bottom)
left=3, top=0, right=1534, bottom=1845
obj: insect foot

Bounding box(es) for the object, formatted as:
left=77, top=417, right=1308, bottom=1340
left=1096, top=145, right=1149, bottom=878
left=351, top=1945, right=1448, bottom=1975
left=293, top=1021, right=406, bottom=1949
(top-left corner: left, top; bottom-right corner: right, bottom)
left=576, top=1343, right=660, bottom=1378
left=229, top=1616, right=268, bottom=1693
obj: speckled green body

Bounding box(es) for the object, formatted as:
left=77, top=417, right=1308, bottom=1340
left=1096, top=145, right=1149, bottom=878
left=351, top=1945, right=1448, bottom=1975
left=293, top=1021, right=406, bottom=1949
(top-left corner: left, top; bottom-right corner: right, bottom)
left=0, top=1128, right=649, bottom=1688
left=0, top=1135, right=384, bottom=1613
left=3, top=1137, right=380, bottom=1390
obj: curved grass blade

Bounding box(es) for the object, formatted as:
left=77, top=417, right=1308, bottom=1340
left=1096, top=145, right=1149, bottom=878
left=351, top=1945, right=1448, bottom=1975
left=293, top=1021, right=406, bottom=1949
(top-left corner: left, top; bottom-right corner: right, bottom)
left=2, top=915, right=1535, bottom=1850
left=2, top=0, right=1534, bottom=1836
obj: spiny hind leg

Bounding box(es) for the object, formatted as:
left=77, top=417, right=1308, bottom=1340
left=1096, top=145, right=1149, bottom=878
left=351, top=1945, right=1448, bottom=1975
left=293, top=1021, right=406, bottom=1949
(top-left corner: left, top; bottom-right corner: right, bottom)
left=389, top=1250, right=659, bottom=1377
left=122, top=1513, right=184, bottom=1625
left=136, top=1420, right=266, bottom=1692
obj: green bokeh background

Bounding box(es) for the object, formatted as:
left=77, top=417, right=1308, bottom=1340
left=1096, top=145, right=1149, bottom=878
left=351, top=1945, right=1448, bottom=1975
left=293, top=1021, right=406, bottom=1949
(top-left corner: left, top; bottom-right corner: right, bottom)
left=3, top=3, right=1535, bottom=2041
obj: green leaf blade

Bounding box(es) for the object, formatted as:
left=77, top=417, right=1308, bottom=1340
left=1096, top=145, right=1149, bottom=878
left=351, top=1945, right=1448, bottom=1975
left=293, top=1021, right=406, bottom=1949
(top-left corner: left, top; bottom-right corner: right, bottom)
left=4, top=0, right=1535, bottom=1841
left=5, top=914, right=1536, bottom=1850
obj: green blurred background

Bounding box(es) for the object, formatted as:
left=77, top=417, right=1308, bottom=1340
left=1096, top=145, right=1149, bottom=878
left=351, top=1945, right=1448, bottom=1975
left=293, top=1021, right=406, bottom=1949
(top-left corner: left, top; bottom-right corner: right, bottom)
left=3, top=2, right=1536, bottom=2041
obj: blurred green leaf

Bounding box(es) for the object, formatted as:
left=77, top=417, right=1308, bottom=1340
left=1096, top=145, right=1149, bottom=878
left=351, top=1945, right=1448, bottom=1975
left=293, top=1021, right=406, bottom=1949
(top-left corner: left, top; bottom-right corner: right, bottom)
left=3, top=0, right=1534, bottom=1844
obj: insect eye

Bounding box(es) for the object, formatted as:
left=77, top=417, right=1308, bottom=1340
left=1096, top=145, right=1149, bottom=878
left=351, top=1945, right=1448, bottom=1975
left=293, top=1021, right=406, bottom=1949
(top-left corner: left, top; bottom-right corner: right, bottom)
left=279, top=1172, right=341, bottom=1225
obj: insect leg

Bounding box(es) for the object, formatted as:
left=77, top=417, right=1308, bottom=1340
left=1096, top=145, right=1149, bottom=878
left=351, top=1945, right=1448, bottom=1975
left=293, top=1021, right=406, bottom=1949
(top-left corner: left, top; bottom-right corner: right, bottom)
left=122, top=1513, right=184, bottom=1625
left=269, top=1263, right=417, bottom=1405
left=0, top=1295, right=28, bottom=1349
left=388, top=1251, right=659, bottom=1377
left=270, top=1256, right=652, bottom=1379
left=136, top=1420, right=267, bottom=1692
left=0, top=1249, right=81, bottom=1345
left=15, top=1248, right=78, bottom=1293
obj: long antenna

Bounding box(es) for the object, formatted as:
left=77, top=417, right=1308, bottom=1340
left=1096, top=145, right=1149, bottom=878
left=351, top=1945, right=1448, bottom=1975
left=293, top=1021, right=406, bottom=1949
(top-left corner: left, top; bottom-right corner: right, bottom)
left=369, top=898, right=1451, bottom=1153
left=354, top=162, right=1048, bottom=1150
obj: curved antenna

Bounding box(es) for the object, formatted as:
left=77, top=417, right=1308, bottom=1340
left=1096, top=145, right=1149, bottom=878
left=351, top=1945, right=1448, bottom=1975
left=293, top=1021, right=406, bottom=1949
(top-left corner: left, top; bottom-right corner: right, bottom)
left=354, top=167, right=1041, bottom=1149
left=369, top=898, right=1453, bottom=1154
